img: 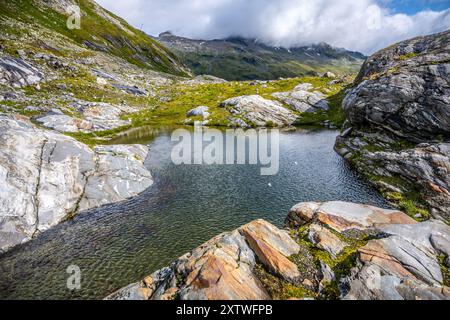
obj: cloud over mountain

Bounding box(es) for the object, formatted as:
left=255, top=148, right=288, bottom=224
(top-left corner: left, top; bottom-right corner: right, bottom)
left=97, top=0, right=450, bottom=54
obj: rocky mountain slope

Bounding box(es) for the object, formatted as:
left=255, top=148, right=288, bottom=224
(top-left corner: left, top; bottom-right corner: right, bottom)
left=0, top=0, right=189, bottom=76
left=335, top=30, right=450, bottom=221
left=107, top=201, right=449, bottom=300
left=156, top=32, right=365, bottom=81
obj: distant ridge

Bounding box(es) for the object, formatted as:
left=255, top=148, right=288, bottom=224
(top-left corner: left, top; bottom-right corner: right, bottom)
left=156, top=32, right=366, bottom=81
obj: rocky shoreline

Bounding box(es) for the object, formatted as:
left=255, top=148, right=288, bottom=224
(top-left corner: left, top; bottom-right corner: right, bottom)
left=335, top=30, right=450, bottom=221
left=107, top=201, right=449, bottom=300
left=0, top=115, right=153, bottom=253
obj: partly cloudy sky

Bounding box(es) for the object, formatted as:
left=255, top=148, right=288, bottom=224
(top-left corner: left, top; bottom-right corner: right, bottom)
left=96, top=0, right=450, bottom=54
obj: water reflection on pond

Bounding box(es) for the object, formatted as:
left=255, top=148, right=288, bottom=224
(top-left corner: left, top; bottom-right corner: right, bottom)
left=0, top=127, right=389, bottom=299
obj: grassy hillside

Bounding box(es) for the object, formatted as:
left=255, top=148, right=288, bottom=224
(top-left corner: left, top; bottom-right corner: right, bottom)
left=0, top=0, right=189, bottom=76
left=67, top=76, right=349, bottom=146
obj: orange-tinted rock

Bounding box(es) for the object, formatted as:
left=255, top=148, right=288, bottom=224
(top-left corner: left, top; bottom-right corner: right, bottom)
left=287, top=201, right=416, bottom=232
left=358, top=241, right=416, bottom=280
left=240, top=221, right=300, bottom=283
left=308, top=224, right=348, bottom=258
left=285, top=202, right=321, bottom=227
left=344, top=220, right=450, bottom=300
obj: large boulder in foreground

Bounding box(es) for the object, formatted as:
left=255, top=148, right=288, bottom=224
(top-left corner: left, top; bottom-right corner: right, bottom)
left=107, top=202, right=449, bottom=300
left=0, top=116, right=153, bottom=253
left=335, top=30, right=450, bottom=220
left=107, top=220, right=301, bottom=300
left=286, top=201, right=449, bottom=300
left=220, top=95, right=297, bottom=127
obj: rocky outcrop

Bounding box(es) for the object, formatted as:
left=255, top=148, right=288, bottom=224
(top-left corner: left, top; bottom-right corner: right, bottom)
left=0, top=116, right=153, bottom=253
left=35, top=114, right=94, bottom=133
left=344, top=220, right=450, bottom=300
left=344, top=30, right=450, bottom=140
left=322, top=72, right=337, bottom=79
left=0, top=56, right=44, bottom=88
left=107, top=201, right=449, bottom=300
left=36, top=102, right=137, bottom=133
left=287, top=202, right=449, bottom=300
left=186, top=106, right=209, bottom=118
left=335, top=138, right=450, bottom=219
left=286, top=201, right=416, bottom=232
left=182, top=75, right=228, bottom=85
left=111, top=84, right=147, bottom=96
left=220, top=95, right=297, bottom=127
left=272, top=85, right=329, bottom=113
left=107, top=220, right=297, bottom=300
left=335, top=30, right=450, bottom=220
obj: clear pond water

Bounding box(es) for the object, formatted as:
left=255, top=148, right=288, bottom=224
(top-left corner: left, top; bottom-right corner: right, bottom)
left=0, top=127, right=390, bottom=299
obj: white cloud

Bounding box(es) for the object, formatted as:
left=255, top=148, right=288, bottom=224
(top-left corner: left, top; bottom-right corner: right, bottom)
left=96, top=0, right=450, bottom=54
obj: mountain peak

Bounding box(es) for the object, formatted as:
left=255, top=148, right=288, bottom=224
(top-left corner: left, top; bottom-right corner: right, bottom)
left=159, top=31, right=175, bottom=37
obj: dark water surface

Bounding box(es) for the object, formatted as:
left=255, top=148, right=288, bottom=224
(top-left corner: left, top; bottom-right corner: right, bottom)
left=0, top=127, right=390, bottom=299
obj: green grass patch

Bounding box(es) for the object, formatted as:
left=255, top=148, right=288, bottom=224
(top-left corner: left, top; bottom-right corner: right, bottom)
left=398, top=52, right=417, bottom=61
left=366, top=174, right=431, bottom=221
left=127, top=76, right=343, bottom=128
left=294, top=89, right=347, bottom=128
left=253, top=264, right=316, bottom=300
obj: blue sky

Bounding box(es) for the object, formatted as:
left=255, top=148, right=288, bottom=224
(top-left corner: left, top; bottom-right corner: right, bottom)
left=98, top=0, right=450, bottom=54
left=380, top=0, right=450, bottom=14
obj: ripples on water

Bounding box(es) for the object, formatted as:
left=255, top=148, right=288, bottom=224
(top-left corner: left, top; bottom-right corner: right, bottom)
left=0, top=127, right=390, bottom=300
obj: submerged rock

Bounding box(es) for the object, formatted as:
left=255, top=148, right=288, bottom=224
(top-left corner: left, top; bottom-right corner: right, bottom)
left=107, top=201, right=448, bottom=301
left=220, top=95, right=297, bottom=127
left=0, top=116, right=152, bottom=253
